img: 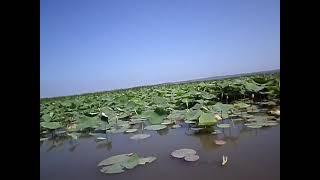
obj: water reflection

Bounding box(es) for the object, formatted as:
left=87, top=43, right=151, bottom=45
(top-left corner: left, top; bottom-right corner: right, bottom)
left=197, top=134, right=215, bottom=151
left=157, top=127, right=169, bottom=136
left=68, top=140, right=79, bottom=152
left=96, top=141, right=112, bottom=151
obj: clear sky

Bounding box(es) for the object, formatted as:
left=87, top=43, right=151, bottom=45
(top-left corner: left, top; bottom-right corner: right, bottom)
left=40, top=0, right=280, bottom=98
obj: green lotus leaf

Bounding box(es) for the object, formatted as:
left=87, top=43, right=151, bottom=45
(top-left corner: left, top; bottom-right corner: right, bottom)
left=144, top=125, right=167, bottom=131
left=198, top=112, right=217, bottom=126
left=40, top=121, right=62, bottom=130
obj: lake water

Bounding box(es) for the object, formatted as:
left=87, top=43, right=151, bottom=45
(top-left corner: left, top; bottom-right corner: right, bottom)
left=40, top=113, right=280, bottom=180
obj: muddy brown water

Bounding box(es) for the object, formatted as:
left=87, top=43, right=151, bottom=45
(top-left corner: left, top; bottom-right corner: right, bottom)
left=40, top=115, right=280, bottom=180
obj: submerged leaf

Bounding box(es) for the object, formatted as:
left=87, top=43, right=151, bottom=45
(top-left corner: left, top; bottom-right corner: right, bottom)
left=130, top=134, right=151, bottom=140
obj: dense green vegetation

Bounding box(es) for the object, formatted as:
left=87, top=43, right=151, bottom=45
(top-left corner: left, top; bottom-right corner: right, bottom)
left=40, top=73, right=280, bottom=138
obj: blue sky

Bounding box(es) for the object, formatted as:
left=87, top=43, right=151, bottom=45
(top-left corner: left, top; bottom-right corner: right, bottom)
left=40, top=0, right=280, bottom=98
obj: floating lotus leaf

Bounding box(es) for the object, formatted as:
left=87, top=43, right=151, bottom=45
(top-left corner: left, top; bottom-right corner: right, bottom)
left=125, top=129, right=138, bottom=133
left=145, top=125, right=167, bottom=131
left=172, top=124, right=181, bottom=128
left=100, top=163, right=125, bottom=174
left=198, top=113, right=217, bottom=126
left=185, top=120, right=196, bottom=124
left=120, top=153, right=140, bottom=169
left=40, top=137, right=49, bottom=141
left=40, top=122, right=62, bottom=130
left=262, top=121, right=279, bottom=126
left=214, top=140, right=226, bottom=145
left=211, top=129, right=222, bottom=134
left=138, top=157, right=157, bottom=165
left=217, top=124, right=231, bottom=128
left=190, top=127, right=204, bottom=131
left=161, top=120, right=173, bottom=125
left=130, top=134, right=151, bottom=140
left=171, top=149, right=197, bottom=158
left=246, top=124, right=262, bottom=128
left=184, top=154, right=199, bottom=162
left=98, top=153, right=134, bottom=166
left=77, top=117, right=100, bottom=130
left=96, top=137, right=107, bottom=142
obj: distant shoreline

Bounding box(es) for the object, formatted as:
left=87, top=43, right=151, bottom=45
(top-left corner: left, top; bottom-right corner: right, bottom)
left=41, top=69, right=279, bottom=100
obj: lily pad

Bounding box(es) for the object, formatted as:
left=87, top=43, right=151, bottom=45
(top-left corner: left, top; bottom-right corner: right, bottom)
left=120, top=153, right=140, bottom=169
left=100, top=163, right=125, bottom=174
left=40, top=137, right=49, bottom=141
left=184, top=154, right=200, bottom=162
left=130, top=134, right=151, bottom=140
left=98, top=153, right=134, bottom=166
left=246, top=124, right=262, bottom=128
left=190, top=127, right=204, bottom=131
left=262, top=121, right=279, bottom=126
left=144, top=125, right=167, bottom=131
left=217, top=124, right=231, bottom=128
left=172, top=124, right=181, bottom=128
left=211, top=129, right=222, bottom=135
left=171, top=149, right=197, bottom=158
left=125, top=129, right=138, bottom=133
left=185, top=120, right=196, bottom=124
left=138, top=157, right=157, bottom=165
left=96, top=137, right=107, bottom=142
left=161, top=120, right=173, bottom=125
left=40, top=122, right=62, bottom=130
